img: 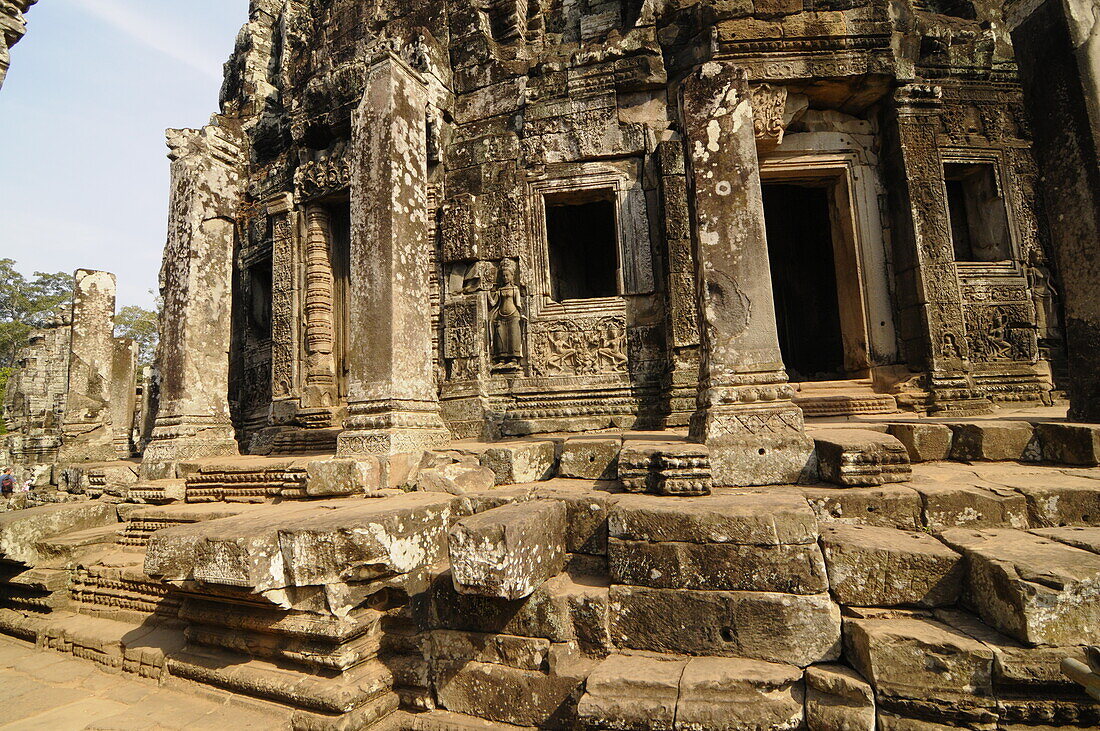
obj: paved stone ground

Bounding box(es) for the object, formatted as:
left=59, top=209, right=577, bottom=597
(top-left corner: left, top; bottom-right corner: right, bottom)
left=0, top=635, right=288, bottom=730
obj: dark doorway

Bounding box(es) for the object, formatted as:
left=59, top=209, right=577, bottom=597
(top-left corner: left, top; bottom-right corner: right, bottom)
left=327, top=201, right=352, bottom=399
left=546, top=192, right=619, bottom=301
left=762, top=184, right=846, bottom=381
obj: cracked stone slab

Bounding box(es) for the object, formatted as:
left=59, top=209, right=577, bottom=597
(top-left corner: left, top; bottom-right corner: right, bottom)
left=940, top=527, right=1100, bottom=645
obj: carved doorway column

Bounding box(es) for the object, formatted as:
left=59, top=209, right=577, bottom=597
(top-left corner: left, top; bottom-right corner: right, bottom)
left=681, top=62, right=813, bottom=486
left=337, top=51, right=450, bottom=457
left=302, top=204, right=339, bottom=413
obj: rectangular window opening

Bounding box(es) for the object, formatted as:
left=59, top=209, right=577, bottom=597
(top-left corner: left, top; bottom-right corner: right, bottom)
left=246, top=259, right=273, bottom=340
left=944, top=162, right=1012, bottom=262
left=545, top=190, right=620, bottom=301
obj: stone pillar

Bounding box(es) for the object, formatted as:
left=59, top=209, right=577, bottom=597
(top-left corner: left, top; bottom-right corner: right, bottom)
left=302, top=204, right=339, bottom=410
left=109, top=337, right=138, bottom=457
left=337, top=52, right=450, bottom=457
left=58, top=270, right=119, bottom=463
left=142, top=121, right=244, bottom=478
left=267, top=193, right=300, bottom=424
left=1006, top=0, right=1100, bottom=422
left=883, top=85, right=991, bottom=416
left=681, top=62, right=813, bottom=486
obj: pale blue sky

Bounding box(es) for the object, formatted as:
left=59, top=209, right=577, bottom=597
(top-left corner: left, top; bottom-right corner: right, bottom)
left=0, top=0, right=250, bottom=308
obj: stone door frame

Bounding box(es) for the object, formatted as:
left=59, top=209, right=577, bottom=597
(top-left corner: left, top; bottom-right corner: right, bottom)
left=759, top=150, right=899, bottom=376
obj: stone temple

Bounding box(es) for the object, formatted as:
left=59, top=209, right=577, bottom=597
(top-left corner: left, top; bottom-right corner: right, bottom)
left=3, top=0, right=1100, bottom=728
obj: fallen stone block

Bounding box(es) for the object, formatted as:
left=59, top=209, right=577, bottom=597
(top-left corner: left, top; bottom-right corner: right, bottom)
left=145, top=492, right=463, bottom=598
left=805, top=664, right=875, bottom=731
left=558, top=437, right=620, bottom=480
left=417, top=462, right=496, bottom=495
left=433, top=659, right=589, bottom=728
left=478, top=440, right=557, bottom=485
left=609, top=585, right=841, bottom=667
left=813, top=429, right=912, bottom=487
left=576, top=653, right=684, bottom=730
left=796, top=485, right=924, bottom=530
left=429, top=629, right=551, bottom=672
left=609, top=537, right=827, bottom=594
left=821, top=525, right=963, bottom=607
left=886, top=423, right=953, bottom=463
left=530, top=480, right=616, bottom=555
left=940, top=528, right=1100, bottom=646
left=845, top=614, right=997, bottom=727
left=948, top=422, right=1038, bottom=462
left=449, top=500, right=567, bottom=600
left=677, top=656, right=805, bottom=730
left=306, top=457, right=382, bottom=497
left=609, top=491, right=818, bottom=546
left=0, top=502, right=118, bottom=565
left=617, top=442, right=712, bottom=496
left=988, top=472, right=1100, bottom=527
left=1035, top=422, right=1100, bottom=466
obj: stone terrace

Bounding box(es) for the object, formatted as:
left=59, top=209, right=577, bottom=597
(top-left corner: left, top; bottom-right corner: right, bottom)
left=0, top=417, right=1098, bottom=728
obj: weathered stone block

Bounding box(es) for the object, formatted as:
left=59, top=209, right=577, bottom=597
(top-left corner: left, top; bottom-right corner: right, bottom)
left=531, top=480, right=616, bottom=554
left=433, top=659, right=586, bottom=727
left=609, top=491, right=818, bottom=546
left=949, top=422, right=1038, bottom=462
left=909, top=482, right=1029, bottom=530
left=940, top=528, right=1100, bottom=646
left=821, top=525, right=963, bottom=607
left=609, top=586, right=841, bottom=667
left=984, top=472, right=1100, bottom=527
left=813, top=429, right=912, bottom=487
left=479, top=440, right=556, bottom=484
left=417, top=462, right=496, bottom=495
left=429, top=629, right=551, bottom=672
left=558, top=438, right=620, bottom=480
left=609, top=538, right=827, bottom=594
left=1035, top=422, right=1100, bottom=465
left=305, top=457, right=382, bottom=497
left=449, top=500, right=567, bottom=600
left=805, top=664, right=875, bottom=731
left=844, top=615, right=996, bottom=727
left=887, top=423, right=953, bottom=463
left=0, top=502, right=118, bottom=565
left=676, top=656, right=805, bottom=730
left=146, top=493, right=463, bottom=599
left=577, top=653, right=684, bottom=730
left=797, top=485, right=924, bottom=530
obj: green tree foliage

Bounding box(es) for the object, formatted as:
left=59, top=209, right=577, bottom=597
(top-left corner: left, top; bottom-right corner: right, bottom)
left=0, top=259, right=74, bottom=369
left=114, top=304, right=160, bottom=366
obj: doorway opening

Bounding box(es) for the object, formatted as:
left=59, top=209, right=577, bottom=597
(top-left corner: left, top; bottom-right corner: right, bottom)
left=326, top=200, right=352, bottom=400
left=762, top=183, right=848, bottom=382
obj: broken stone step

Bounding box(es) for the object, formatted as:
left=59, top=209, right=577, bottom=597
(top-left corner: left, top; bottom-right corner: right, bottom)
left=0, top=502, right=119, bottom=565
left=947, top=422, right=1039, bottom=462
left=557, top=437, right=621, bottom=480
left=812, top=429, right=912, bottom=487
left=792, top=484, right=924, bottom=531
left=805, top=664, right=875, bottom=731
left=885, top=422, right=954, bottom=463
left=529, top=480, right=617, bottom=555
left=449, top=500, right=567, bottom=600
left=940, top=528, right=1100, bottom=646
left=433, top=658, right=591, bottom=728
left=1035, top=422, right=1100, bottom=466
left=820, top=525, right=963, bottom=608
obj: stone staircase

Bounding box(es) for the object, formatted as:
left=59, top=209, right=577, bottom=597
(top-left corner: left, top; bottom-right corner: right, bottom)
left=0, top=420, right=1098, bottom=729
left=793, top=378, right=899, bottom=418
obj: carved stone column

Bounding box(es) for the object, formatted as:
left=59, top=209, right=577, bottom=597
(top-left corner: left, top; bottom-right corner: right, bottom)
left=142, top=121, right=244, bottom=479
left=884, top=85, right=991, bottom=416
left=58, top=269, right=118, bottom=463
left=337, top=52, right=450, bottom=457
left=302, top=204, right=339, bottom=410
left=1006, top=0, right=1100, bottom=422
left=681, top=62, right=813, bottom=486
left=267, top=193, right=299, bottom=424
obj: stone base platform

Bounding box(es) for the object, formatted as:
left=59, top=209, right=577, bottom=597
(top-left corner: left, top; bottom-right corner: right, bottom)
left=1, top=416, right=1100, bottom=728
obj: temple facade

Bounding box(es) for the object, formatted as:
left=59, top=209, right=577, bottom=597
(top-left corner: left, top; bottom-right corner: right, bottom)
left=139, top=0, right=1066, bottom=484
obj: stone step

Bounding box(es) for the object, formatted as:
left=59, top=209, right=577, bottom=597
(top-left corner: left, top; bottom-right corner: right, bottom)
left=810, top=429, right=912, bottom=487
left=116, top=502, right=259, bottom=547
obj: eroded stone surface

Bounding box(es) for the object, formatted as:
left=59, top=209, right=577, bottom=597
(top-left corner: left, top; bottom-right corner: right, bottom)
left=449, top=500, right=567, bottom=600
